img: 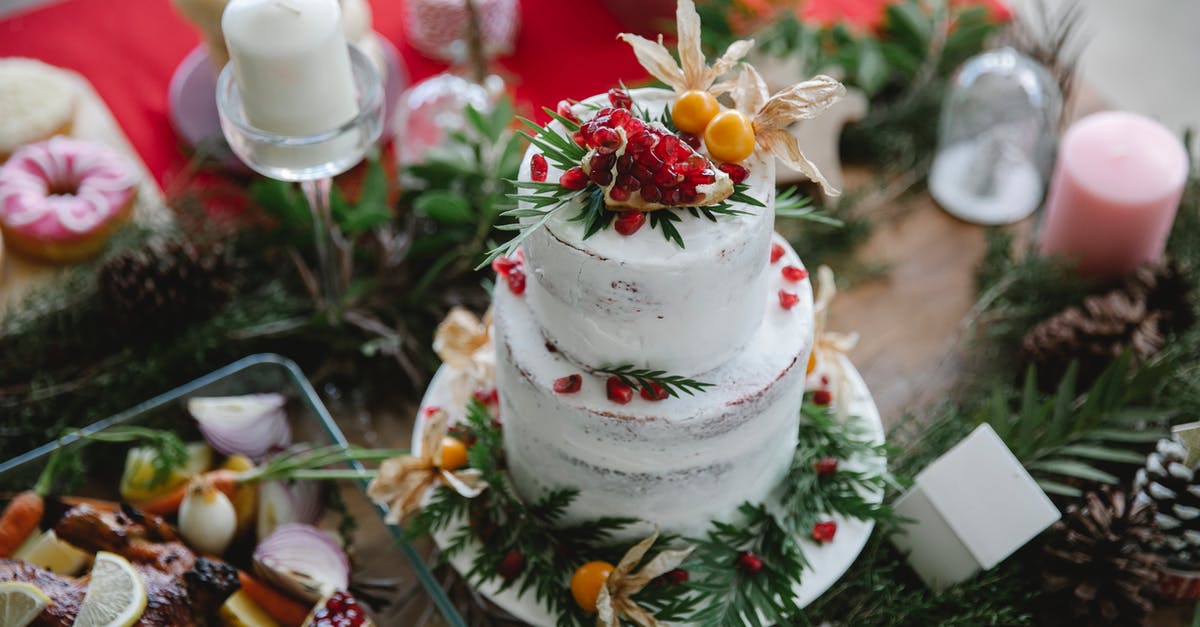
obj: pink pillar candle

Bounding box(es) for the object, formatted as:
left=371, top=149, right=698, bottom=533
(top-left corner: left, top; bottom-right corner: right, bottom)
left=1039, top=111, right=1188, bottom=277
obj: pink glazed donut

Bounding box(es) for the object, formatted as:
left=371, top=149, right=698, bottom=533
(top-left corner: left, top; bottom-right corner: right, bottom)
left=0, top=137, right=137, bottom=262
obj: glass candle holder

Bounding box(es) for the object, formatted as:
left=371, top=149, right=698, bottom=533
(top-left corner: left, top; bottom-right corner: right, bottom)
left=929, top=47, right=1061, bottom=225
left=404, top=0, right=519, bottom=62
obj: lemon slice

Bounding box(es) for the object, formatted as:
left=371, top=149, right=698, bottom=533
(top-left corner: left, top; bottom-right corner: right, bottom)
left=0, top=582, right=50, bottom=627
left=72, top=552, right=147, bottom=627
left=13, top=529, right=90, bottom=575
left=218, top=590, right=280, bottom=627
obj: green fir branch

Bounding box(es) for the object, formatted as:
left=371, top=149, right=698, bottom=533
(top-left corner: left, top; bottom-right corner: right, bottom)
left=595, top=364, right=714, bottom=398
left=775, top=187, right=844, bottom=226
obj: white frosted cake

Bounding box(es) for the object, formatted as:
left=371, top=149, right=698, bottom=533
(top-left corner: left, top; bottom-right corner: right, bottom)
left=492, top=89, right=816, bottom=538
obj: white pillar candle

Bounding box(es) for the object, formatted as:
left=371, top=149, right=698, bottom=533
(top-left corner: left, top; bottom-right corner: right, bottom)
left=222, top=0, right=359, bottom=136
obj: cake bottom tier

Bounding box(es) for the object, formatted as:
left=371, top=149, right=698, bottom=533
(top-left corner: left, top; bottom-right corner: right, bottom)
left=493, top=234, right=815, bottom=538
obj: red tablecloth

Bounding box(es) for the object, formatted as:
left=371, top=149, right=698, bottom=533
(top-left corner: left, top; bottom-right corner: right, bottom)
left=0, top=0, right=649, bottom=189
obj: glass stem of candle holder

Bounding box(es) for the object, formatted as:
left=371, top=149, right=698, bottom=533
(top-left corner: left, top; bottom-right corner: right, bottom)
left=300, top=176, right=344, bottom=318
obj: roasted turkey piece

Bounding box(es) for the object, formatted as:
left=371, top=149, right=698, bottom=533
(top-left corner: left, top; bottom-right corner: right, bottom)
left=0, top=503, right=240, bottom=627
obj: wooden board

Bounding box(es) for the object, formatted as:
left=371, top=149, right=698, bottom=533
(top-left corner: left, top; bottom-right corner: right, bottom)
left=0, top=66, right=169, bottom=316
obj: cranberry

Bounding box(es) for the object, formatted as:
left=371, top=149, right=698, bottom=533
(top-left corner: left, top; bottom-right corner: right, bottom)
left=640, top=381, right=668, bottom=401
left=779, top=290, right=799, bottom=310
left=814, top=457, right=838, bottom=475
left=736, top=551, right=763, bottom=575
left=769, top=243, right=785, bottom=264
left=507, top=267, right=527, bottom=295
left=498, top=550, right=525, bottom=580
left=608, top=87, right=633, bottom=109
left=782, top=265, right=808, bottom=282
left=606, top=376, right=634, bottom=404
left=812, top=521, right=837, bottom=543
left=812, top=389, right=833, bottom=406
left=529, top=153, right=548, bottom=182
left=554, top=374, right=583, bottom=394
left=560, top=166, right=589, bottom=190
left=718, top=162, right=750, bottom=184
left=307, top=591, right=369, bottom=627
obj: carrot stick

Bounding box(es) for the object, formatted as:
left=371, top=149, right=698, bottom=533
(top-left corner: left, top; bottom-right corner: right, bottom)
left=238, top=570, right=312, bottom=627
left=0, top=491, right=45, bottom=558
left=135, top=469, right=239, bottom=516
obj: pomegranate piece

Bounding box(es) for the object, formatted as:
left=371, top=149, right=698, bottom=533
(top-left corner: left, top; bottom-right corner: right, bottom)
left=812, top=389, right=833, bottom=406
left=556, top=99, right=579, bottom=123
left=781, top=265, right=808, bottom=282
left=606, top=376, right=634, bottom=404
left=560, top=166, right=588, bottom=190
left=573, top=102, right=733, bottom=211
left=779, top=290, right=799, bottom=310
left=553, top=374, right=583, bottom=394
left=608, top=87, right=633, bottom=109
left=812, top=520, right=838, bottom=543
left=737, top=551, right=763, bottom=575
left=769, top=243, right=785, bottom=264
left=507, top=267, right=527, bottom=295
left=530, top=153, right=548, bottom=182
left=492, top=256, right=517, bottom=277
left=639, top=381, right=668, bottom=401
left=614, top=211, right=646, bottom=236
left=814, top=457, right=838, bottom=475
left=306, top=591, right=374, bottom=627
left=718, top=162, right=750, bottom=184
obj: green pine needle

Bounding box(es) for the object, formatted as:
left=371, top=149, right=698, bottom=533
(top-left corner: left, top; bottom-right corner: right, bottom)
left=595, top=365, right=714, bottom=397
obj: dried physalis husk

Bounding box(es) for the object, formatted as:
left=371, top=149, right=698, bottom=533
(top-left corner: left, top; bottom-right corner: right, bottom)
left=617, top=0, right=753, bottom=96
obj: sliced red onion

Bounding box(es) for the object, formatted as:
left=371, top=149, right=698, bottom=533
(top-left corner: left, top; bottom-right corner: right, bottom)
left=187, top=394, right=291, bottom=461
left=256, top=479, right=323, bottom=540
left=253, top=523, right=350, bottom=603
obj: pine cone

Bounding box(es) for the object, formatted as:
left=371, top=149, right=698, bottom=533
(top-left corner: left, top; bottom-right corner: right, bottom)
left=1040, top=488, right=1162, bottom=626
left=1021, top=260, right=1194, bottom=391
left=1135, top=437, right=1200, bottom=570
left=99, top=240, right=231, bottom=336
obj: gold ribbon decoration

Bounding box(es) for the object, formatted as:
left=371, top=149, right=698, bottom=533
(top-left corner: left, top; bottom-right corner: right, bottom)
left=433, top=306, right=496, bottom=409
left=810, top=265, right=860, bottom=415
left=596, top=533, right=695, bottom=627
left=731, top=64, right=846, bottom=197
left=617, top=0, right=754, bottom=97
left=367, top=408, right=487, bottom=525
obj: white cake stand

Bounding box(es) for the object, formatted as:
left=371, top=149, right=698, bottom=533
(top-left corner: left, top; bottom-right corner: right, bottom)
left=413, top=354, right=884, bottom=624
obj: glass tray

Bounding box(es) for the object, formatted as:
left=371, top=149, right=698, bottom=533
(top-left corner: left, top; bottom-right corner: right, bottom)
left=0, top=353, right=466, bottom=626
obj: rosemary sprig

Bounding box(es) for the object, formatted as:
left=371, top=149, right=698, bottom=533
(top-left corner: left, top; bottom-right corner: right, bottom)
left=775, top=186, right=844, bottom=226
left=238, top=444, right=406, bottom=483
left=595, top=364, right=714, bottom=398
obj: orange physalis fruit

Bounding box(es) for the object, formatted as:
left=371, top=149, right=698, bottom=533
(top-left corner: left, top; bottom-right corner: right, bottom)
left=672, top=90, right=720, bottom=135
left=703, top=110, right=756, bottom=163
left=440, top=437, right=469, bottom=471
left=570, top=561, right=614, bottom=614
left=806, top=351, right=818, bottom=375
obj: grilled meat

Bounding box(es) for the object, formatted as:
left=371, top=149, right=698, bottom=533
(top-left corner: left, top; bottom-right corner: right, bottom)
left=0, top=559, right=83, bottom=627
left=55, top=504, right=195, bottom=576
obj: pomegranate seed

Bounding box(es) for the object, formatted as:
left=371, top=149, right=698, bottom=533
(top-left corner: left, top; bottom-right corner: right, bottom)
left=530, top=153, right=548, bottom=182
left=678, top=185, right=699, bottom=205
left=654, top=167, right=682, bottom=188
left=572, top=130, right=587, bottom=147
left=640, top=185, right=662, bottom=203
left=782, top=265, right=808, bottom=282
left=627, top=131, right=656, bottom=154
left=737, top=551, right=764, bottom=575
left=473, top=387, right=499, bottom=405
left=606, top=376, right=634, bottom=404
left=814, top=457, right=838, bottom=475
left=813, top=389, right=833, bottom=406
left=423, top=405, right=442, bottom=416
left=608, top=87, right=632, bottom=109
left=617, top=154, right=634, bottom=172
left=681, top=154, right=707, bottom=173
left=609, top=186, right=631, bottom=202
left=718, top=162, right=750, bottom=184
left=770, top=243, right=785, bottom=264
left=779, top=290, right=799, bottom=310
left=594, top=127, right=621, bottom=154
left=654, top=136, right=683, bottom=162
left=609, top=108, right=632, bottom=129
left=308, top=591, right=369, bottom=627
left=491, top=256, right=517, bottom=277
left=507, top=268, right=527, bottom=295
left=560, top=166, right=588, bottom=190
left=556, top=99, right=579, bottom=123
left=498, top=550, right=525, bottom=580
left=590, top=168, right=614, bottom=186
left=665, top=568, right=689, bottom=585
left=631, top=164, right=655, bottom=184
left=678, top=132, right=701, bottom=149
left=614, top=211, right=645, bottom=235
left=662, top=188, right=682, bottom=206
left=553, top=374, right=582, bottom=394
left=640, top=381, right=668, bottom=401
left=812, top=521, right=837, bottom=543
left=615, top=173, right=640, bottom=191
left=590, top=153, right=616, bottom=172
left=623, top=118, right=647, bottom=134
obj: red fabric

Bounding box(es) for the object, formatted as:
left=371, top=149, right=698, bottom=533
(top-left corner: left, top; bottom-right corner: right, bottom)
left=0, top=0, right=649, bottom=189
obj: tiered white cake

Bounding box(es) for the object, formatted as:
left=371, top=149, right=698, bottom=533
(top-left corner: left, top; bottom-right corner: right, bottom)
left=493, top=89, right=815, bottom=538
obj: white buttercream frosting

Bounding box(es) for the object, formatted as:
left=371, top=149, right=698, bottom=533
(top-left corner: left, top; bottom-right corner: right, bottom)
left=494, top=233, right=814, bottom=538
left=519, top=88, right=776, bottom=377
left=0, top=59, right=75, bottom=155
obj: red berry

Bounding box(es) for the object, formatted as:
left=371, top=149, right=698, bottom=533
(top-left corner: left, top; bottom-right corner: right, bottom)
left=718, top=162, right=750, bottom=184
left=812, top=389, right=833, bottom=406
left=530, top=153, right=548, bottom=182
left=665, top=568, right=689, bottom=585
left=498, top=550, right=525, bottom=580
left=608, top=87, right=632, bottom=109
left=553, top=374, right=582, bottom=394
left=473, top=387, right=499, bottom=405
left=507, top=267, right=527, bottom=295
left=814, top=457, right=838, bottom=475
left=491, top=256, right=517, bottom=277
left=779, top=290, right=799, bottom=310
left=614, top=211, right=645, bottom=236
left=606, top=376, right=634, bottom=404
left=812, top=521, right=837, bottom=543
left=736, top=551, right=763, bottom=575
left=307, top=591, right=369, bottom=627
left=769, top=243, right=785, bottom=264
left=556, top=99, right=579, bottom=123
left=560, top=166, right=588, bottom=190
left=640, top=381, right=669, bottom=401
left=781, top=265, right=808, bottom=282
